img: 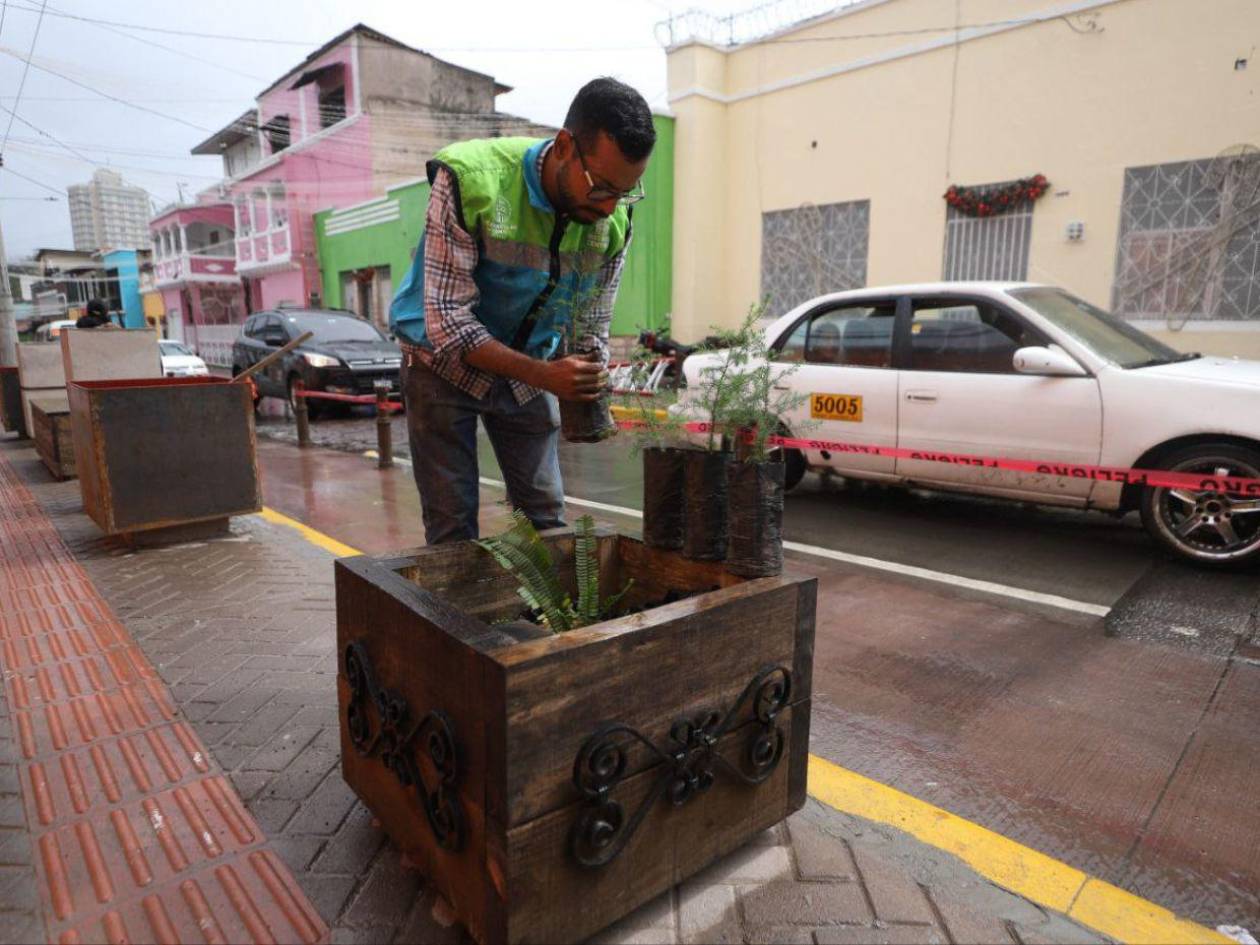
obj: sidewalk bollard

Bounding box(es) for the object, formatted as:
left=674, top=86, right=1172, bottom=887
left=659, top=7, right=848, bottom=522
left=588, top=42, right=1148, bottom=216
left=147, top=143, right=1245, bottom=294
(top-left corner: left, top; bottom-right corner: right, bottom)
left=295, top=381, right=311, bottom=448
left=375, top=381, right=393, bottom=469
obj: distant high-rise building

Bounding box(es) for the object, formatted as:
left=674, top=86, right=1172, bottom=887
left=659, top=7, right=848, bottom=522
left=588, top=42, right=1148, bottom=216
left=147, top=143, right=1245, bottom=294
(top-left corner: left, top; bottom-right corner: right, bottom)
left=67, top=169, right=151, bottom=252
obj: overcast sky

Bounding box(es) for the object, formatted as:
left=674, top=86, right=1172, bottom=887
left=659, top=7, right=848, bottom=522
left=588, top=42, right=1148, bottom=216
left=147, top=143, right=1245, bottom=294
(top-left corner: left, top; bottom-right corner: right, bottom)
left=0, top=0, right=768, bottom=257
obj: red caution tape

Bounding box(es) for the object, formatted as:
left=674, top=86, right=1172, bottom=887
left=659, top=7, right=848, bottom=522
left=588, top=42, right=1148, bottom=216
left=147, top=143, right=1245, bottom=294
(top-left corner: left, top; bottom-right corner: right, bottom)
left=614, top=420, right=1260, bottom=496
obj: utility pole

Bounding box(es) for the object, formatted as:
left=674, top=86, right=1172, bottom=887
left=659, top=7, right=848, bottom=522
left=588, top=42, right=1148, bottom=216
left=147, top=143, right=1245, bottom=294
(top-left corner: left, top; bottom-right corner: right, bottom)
left=0, top=212, right=16, bottom=368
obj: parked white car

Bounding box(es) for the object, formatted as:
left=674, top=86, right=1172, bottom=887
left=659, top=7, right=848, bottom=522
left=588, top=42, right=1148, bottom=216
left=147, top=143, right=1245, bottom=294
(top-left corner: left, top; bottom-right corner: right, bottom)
left=35, top=319, right=77, bottom=343
left=675, top=282, right=1260, bottom=567
left=159, top=340, right=210, bottom=378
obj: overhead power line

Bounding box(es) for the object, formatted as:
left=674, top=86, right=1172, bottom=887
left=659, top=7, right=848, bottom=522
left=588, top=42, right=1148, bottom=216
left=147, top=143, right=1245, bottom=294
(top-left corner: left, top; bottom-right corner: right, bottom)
left=1, top=0, right=1103, bottom=51
left=0, top=163, right=66, bottom=196
left=0, top=45, right=213, bottom=132
left=40, top=0, right=266, bottom=83
left=1, top=0, right=47, bottom=157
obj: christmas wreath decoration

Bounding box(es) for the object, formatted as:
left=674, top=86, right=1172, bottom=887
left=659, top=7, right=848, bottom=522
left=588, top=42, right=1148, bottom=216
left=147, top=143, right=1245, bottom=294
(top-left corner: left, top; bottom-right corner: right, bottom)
left=944, top=175, right=1050, bottom=217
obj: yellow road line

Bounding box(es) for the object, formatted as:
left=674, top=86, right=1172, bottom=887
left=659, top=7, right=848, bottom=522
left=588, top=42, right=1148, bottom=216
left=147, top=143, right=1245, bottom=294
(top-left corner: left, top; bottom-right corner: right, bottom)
left=610, top=403, right=668, bottom=421
left=258, top=507, right=1231, bottom=945
left=258, top=507, right=363, bottom=558
left=807, top=756, right=1230, bottom=945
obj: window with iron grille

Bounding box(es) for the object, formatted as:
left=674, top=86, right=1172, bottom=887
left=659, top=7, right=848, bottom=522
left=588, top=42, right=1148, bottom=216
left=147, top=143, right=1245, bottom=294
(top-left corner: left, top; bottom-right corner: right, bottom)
left=760, top=200, right=869, bottom=317
left=1111, top=154, right=1260, bottom=323
left=942, top=188, right=1033, bottom=282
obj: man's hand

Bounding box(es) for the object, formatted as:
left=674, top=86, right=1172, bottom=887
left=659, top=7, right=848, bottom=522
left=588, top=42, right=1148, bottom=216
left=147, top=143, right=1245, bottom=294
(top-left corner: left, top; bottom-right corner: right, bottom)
left=536, top=355, right=609, bottom=402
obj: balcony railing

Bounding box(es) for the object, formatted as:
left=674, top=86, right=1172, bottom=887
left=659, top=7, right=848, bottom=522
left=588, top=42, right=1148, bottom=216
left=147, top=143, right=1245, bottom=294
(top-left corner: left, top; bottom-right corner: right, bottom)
left=153, top=250, right=238, bottom=288
left=236, top=222, right=292, bottom=273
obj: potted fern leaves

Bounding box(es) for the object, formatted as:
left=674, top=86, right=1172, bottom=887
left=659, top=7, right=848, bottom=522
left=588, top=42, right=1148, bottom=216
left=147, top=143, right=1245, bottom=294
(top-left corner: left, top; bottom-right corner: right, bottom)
left=474, top=511, right=631, bottom=631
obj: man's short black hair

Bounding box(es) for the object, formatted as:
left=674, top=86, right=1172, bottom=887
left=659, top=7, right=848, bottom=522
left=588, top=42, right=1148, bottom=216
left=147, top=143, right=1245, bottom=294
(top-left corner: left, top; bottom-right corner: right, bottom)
left=86, top=298, right=107, bottom=317
left=564, top=77, right=655, bottom=162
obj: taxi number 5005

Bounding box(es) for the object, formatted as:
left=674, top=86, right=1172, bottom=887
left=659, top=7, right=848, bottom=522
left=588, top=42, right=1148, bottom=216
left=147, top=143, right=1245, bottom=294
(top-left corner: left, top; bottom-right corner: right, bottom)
left=810, top=393, right=863, bottom=422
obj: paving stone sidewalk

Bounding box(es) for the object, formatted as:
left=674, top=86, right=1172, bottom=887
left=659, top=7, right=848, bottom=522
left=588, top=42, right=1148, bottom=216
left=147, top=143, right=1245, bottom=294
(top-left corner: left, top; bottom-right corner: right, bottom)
left=2, top=437, right=1108, bottom=945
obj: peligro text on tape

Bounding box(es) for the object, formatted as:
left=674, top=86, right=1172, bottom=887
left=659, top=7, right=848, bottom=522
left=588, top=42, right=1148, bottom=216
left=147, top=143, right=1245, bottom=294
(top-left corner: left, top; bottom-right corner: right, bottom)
left=613, top=420, right=1260, bottom=497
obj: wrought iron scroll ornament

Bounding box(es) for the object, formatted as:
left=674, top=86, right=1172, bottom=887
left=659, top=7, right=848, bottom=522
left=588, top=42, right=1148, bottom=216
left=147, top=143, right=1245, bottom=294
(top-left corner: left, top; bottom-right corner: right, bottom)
left=344, top=641, right=465, bottom=851
left=569, top=665, right=791, bottom=868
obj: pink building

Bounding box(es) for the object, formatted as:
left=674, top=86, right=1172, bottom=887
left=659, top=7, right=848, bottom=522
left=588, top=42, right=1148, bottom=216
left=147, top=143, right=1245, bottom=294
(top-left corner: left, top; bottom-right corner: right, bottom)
left=151, top=23, right=552, bottom=365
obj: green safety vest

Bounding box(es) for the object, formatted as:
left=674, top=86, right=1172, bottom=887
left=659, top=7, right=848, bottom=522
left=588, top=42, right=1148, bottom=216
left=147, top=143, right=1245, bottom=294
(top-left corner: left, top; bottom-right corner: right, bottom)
left=390, top=137, right=631, bottom=360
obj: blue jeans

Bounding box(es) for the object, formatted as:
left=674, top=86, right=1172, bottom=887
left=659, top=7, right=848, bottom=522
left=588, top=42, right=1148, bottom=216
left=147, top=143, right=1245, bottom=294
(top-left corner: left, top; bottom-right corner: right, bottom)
left=403, top=359, right=565, bottom=544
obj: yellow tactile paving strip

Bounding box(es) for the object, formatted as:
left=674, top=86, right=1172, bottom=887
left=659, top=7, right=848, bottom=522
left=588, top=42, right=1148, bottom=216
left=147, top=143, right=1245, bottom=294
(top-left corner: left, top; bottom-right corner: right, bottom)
left=0, top=453, right=329, bottom=944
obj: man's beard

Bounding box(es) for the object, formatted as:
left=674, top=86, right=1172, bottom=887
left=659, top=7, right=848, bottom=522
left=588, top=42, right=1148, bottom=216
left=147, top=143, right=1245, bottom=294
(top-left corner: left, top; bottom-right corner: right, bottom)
left=556, top=164, right=604, bottom=223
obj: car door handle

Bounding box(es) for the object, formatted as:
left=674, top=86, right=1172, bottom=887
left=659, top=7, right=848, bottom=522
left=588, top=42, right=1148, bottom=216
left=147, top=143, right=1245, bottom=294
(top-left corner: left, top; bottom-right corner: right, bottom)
left=905, top=390, right=938, bottom=403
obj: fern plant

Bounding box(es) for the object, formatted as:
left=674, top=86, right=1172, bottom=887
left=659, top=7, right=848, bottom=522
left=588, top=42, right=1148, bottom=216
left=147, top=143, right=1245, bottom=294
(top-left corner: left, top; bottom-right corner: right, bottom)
left=475, top=511, right=632, bottom=633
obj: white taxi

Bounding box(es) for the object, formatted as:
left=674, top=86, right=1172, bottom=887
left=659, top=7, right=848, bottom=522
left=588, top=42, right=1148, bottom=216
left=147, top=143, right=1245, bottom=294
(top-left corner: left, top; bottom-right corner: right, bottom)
left=676, top=283, right=1260, bottom=567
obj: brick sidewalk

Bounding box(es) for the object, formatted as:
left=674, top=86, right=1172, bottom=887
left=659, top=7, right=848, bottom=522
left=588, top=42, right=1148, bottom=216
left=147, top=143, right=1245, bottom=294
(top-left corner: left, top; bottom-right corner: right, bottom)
left=2, top=435, right=1109, bottom=945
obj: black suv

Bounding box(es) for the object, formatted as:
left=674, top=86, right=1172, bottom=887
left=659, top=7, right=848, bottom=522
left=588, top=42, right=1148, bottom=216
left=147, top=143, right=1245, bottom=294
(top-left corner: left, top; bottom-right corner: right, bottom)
left=232, top=308, right=402, bottom=414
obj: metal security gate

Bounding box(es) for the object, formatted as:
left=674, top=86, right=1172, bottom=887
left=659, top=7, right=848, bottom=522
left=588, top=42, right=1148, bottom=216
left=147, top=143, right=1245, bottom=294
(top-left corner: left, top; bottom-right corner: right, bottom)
left=942, top=199, right=1033, bottom=281
left=761, top=200, right=869, bottom=316
left=1112, top=152, right=1260, bottom=323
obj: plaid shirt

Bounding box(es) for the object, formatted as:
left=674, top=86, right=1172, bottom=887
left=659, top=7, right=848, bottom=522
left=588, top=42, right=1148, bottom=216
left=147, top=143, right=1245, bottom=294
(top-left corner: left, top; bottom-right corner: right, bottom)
left=406, top=146, right=629, bottom=404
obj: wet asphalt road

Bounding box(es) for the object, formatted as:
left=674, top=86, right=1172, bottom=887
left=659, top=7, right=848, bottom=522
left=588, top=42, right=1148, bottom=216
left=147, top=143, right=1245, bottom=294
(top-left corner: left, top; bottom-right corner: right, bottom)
left=257, top=411, right=1260, bottom=927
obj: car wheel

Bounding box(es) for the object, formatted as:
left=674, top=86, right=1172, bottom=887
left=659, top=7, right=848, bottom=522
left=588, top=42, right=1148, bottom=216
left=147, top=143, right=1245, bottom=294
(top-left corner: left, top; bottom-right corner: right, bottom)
left=782, top=447, right=807, bottom=492
left=1139, top=441, right=1260, bottom=568
left=773, top=422, right=807, bottom=492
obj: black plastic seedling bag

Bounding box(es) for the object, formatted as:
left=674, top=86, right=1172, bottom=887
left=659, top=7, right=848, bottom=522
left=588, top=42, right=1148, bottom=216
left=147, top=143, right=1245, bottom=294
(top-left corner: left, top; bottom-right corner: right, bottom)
left=560, top=393, right=617, bottom=443
left=642, top=447, right=686, bottom=550
left=683, top=449, right=731, bottom=560
left=725, top=460, right=785, bottom=577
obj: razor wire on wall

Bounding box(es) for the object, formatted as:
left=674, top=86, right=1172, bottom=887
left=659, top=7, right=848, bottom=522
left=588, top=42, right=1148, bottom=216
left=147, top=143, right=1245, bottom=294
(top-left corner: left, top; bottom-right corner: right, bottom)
left=656, top=0, right=856, bottom=47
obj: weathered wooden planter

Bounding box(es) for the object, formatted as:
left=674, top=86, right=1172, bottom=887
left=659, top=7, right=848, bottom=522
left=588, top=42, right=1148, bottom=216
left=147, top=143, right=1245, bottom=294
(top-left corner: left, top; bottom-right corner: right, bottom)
left=68, top=376, right=260, bottom=536
left=31, top=398, right=75, bottom=480
left=335, top=528, right=816, bottom=944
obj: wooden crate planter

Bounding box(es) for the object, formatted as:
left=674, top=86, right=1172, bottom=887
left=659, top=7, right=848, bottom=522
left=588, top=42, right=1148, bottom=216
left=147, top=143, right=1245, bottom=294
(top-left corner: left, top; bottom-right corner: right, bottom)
left=68, top=377, right=260, bottom=536
left=31, top=400, right=75, bottom=480
left=335, top=528, right=817, bottom=944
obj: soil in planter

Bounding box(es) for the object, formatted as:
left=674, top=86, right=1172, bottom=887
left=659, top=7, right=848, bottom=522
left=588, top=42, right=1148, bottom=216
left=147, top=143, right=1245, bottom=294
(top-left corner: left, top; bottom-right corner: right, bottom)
left=683, top=450, right=732, bottom=560
left=642, top=447, right=686, bottom=550
left=726, top=461, right=785, bottom=577
left=560, top=393, right=617, bottom=443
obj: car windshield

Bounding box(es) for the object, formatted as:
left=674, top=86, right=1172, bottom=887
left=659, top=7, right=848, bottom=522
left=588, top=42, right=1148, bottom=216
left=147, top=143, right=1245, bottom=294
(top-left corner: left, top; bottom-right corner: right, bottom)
left=1008, top=287, right=1197, bottom=369
left=160, top=341, right=194, bottom=356
left=284, top=313, right=384, bottom=344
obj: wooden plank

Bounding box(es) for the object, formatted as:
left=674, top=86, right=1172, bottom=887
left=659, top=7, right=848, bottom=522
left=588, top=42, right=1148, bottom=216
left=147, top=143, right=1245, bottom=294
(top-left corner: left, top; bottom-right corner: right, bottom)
left=615, top=537, right=743, bottom=610
left=499, top=576, right=807, bottom=825
left=68, top=383, right=108, bottom=532
left=335, top=559, right=506, bottom=945
left=504, top=705, right=801, bottom=944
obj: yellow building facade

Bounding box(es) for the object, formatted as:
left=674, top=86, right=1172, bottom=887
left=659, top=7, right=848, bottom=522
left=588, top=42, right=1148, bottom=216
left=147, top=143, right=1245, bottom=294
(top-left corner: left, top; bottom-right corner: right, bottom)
left=666, top=0, right=1260, bottom=356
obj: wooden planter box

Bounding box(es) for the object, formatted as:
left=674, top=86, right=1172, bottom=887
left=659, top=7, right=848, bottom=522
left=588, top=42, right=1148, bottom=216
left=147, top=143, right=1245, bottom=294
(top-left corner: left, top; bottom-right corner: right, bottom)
left=31, top=399, right=75, bottom=480
left=68, top=377, right=260, bottom=535
left=335, top=528, right=817, bottom=944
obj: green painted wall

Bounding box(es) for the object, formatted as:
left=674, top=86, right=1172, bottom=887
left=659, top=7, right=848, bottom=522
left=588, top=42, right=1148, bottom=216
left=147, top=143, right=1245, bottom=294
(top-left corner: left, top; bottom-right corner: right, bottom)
left=612, top=113, right=674, bottom=336
left=315, top=114, right=673, bottom=336
left=315, top=180, right=430, bottom=311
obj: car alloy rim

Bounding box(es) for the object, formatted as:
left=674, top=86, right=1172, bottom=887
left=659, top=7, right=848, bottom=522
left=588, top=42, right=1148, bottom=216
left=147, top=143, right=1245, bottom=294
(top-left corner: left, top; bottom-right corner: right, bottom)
left=1153, top=455, right=1260, bottom=560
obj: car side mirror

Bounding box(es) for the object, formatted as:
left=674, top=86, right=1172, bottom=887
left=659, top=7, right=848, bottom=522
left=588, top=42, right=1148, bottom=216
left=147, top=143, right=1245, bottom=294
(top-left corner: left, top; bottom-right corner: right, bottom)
left=1013, top=346, right=1087, bottom=377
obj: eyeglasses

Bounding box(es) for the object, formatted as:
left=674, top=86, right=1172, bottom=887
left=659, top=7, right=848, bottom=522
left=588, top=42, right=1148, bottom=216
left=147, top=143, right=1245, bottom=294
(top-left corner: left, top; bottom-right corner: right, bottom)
left=570, top=133, right=646, bottom=206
